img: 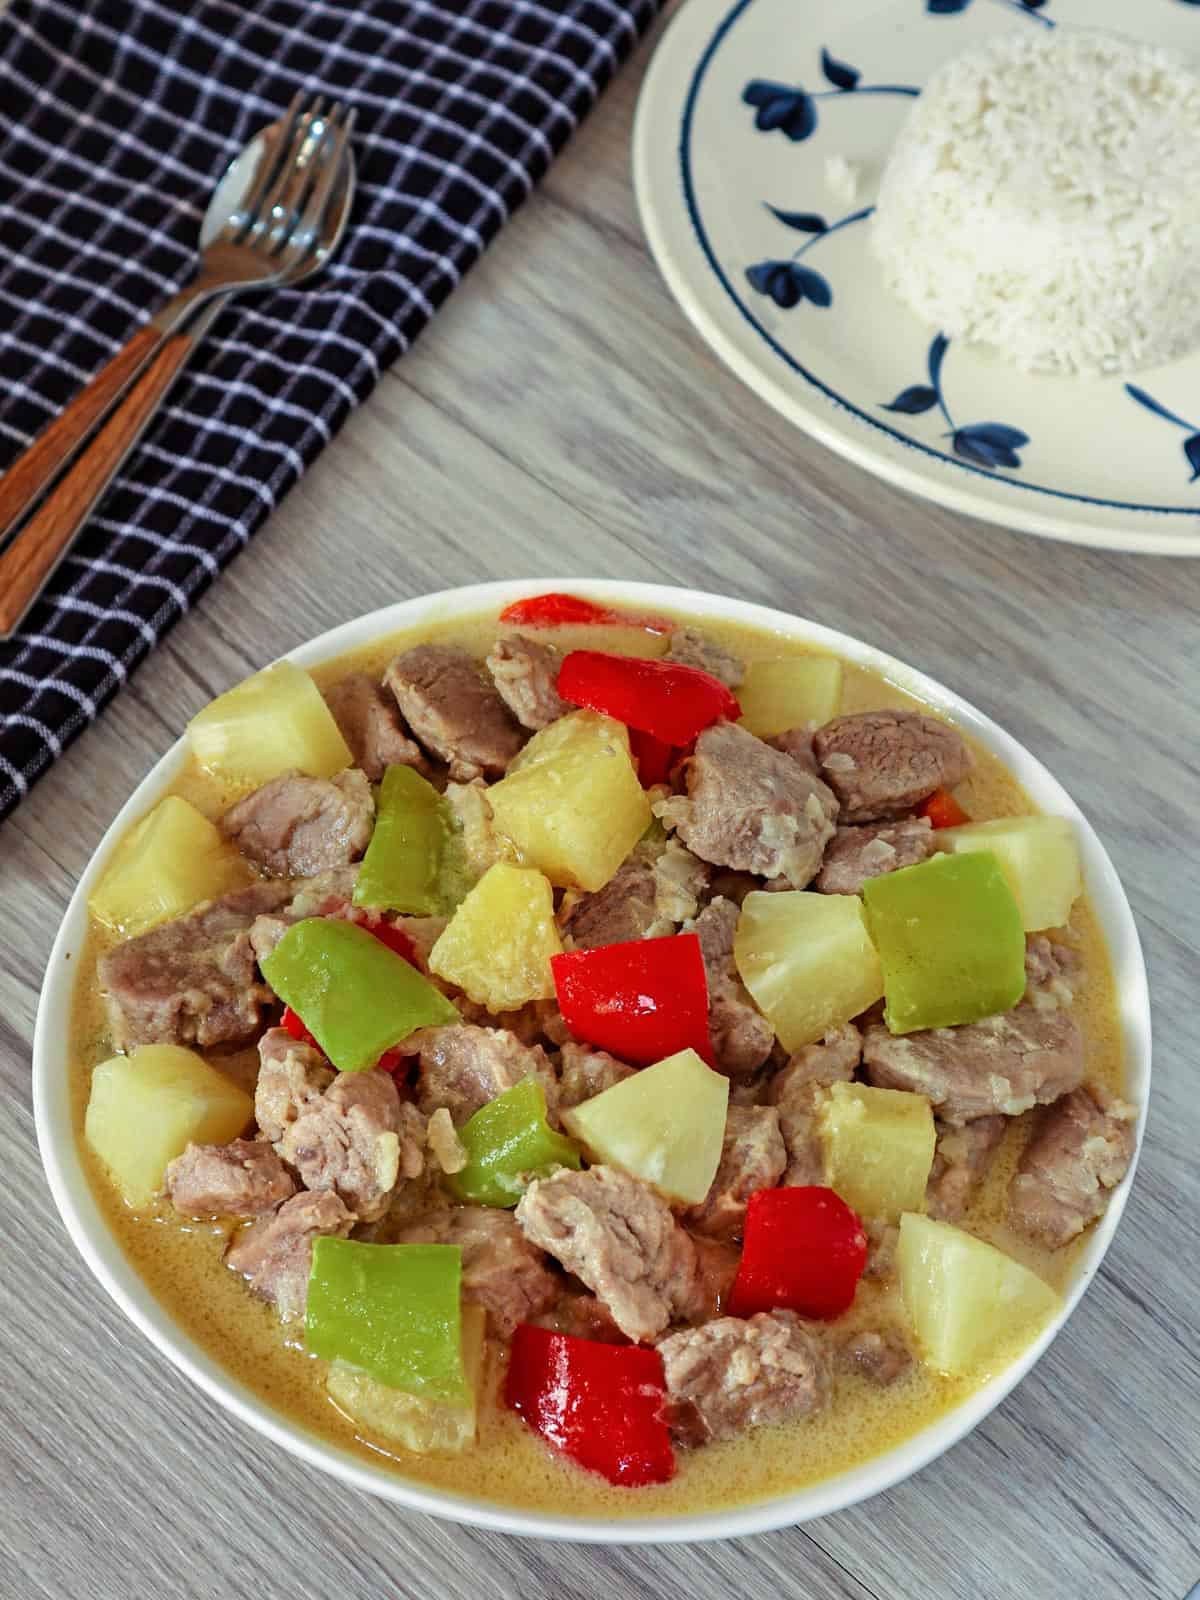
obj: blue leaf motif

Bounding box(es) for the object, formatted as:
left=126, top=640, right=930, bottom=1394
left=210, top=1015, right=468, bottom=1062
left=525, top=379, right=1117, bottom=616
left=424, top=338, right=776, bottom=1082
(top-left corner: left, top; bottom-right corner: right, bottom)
left=927, top=333, right=949, bottom=392
left=927, top=0, right=972, bottom=11
left=1185, top=435, right=1200, bottom=482
left=743, top=79, right=788, bottom=106
left=743, top=81, right=817, bottom=140
left=952, top=425, right=1024, bottom=470
left=960, top=422, right=1029, bottom=450
left=745, top=261, right=832, bottom=310
left=766, top=206, right=828, bottom=233
left=793, top=265, right=832, bottom=307
left=820, top=47, right=860, bottom=91
left=883, top=385, right=938, bottom=416
left=1125, top=384, right=1193, bottom=430
left=1022, top=0, right=1048, bottom=9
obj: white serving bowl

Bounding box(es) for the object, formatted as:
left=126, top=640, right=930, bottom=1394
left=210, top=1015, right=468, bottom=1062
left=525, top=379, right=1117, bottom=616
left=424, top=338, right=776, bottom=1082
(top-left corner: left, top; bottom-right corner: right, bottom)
left=34, top=580, right=1151, bottom=1543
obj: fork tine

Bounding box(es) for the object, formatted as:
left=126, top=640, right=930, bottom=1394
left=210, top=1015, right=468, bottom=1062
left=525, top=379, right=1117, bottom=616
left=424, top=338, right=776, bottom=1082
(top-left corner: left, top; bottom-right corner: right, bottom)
left=232, top=89, right=305, bottom=243
left=263, top=102, right=337, bottom=255
left=289, top=105, right=355, bottom=254
left=252, top=95, right=325, bottom=240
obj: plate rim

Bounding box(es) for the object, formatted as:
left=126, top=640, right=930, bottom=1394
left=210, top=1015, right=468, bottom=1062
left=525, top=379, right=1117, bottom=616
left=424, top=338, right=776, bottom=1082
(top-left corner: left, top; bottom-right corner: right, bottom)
left=34, top=578, right=1152, bottom=1542
left=632, top=0, right=1200, bottom=555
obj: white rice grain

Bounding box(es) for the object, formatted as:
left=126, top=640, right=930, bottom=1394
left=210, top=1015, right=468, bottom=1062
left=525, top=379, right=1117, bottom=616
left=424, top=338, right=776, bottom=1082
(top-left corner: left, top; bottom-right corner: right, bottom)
left=871, top=28, right=1200, bottom=376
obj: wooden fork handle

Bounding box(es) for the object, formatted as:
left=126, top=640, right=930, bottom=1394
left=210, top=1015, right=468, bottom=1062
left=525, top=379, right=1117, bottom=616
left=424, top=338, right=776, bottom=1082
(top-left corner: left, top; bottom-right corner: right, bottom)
left=0, top=330, right=196, bottom=638
left=0, top=323, right=165, bottom=545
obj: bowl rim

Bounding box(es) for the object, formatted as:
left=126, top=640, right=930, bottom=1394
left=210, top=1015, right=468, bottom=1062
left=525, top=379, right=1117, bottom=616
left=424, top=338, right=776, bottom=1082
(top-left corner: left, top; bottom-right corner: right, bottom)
left=33, top=578, right=1151, bottom=1544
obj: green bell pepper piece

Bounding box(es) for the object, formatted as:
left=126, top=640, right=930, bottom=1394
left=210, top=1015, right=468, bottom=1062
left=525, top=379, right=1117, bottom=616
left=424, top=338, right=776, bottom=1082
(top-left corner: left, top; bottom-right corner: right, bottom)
left=354, top=765, right=450, bottom=915
left=862, top=850, right=1026, bottom=1035
left=307, top=1239, right=467, bottom=1401
left=260, top=918, right=458, bottom=1072
left=450, top=1076, right=581, bottom=1208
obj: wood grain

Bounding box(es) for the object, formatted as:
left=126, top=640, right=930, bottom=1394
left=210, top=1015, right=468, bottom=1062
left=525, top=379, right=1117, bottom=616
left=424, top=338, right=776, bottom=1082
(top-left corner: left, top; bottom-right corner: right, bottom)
left=0, top=330, right=195, bottom=637
left=2, top=8, right=1199, bottom=1598
left=0, top=320, right=160, bottom=545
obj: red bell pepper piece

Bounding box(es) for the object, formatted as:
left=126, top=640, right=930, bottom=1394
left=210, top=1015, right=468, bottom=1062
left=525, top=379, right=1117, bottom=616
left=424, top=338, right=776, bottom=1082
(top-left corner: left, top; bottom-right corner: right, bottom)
left=557, top=651, right=741, bottom=747
left=498, top=592, right=669, bottom=632
left=281, top=1005, right=320, bottom=1049
left=281, top=921, right=418, bottom=1070
left=367, top=920, right=418, bottom=966
left=551, top=934, right=714, bottom=1067
left=728, top=1186, right=867, bottom=1321
left=919, top=788, right=971, bottom=829
left=628, top=727, right=677, bottom=788
left=505, top=1324, right=675, bottom=1486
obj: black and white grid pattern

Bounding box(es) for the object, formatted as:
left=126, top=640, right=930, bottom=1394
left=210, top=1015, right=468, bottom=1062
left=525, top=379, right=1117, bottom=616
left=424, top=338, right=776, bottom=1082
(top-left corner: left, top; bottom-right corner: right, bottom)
left=0, top=0, right=660, bottom=822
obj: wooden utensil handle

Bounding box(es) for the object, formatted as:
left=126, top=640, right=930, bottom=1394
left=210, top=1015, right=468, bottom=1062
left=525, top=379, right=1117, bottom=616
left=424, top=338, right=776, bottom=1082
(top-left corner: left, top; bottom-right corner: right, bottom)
left=0, top=323, right=164, bottom=543
left=0, top=331, right=196, bottom=638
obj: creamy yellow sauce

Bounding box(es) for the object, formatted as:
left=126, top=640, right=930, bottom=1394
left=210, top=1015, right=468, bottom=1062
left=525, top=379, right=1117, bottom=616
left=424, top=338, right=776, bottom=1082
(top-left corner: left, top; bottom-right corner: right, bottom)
left=71, top=609, right=1123, bottom=1517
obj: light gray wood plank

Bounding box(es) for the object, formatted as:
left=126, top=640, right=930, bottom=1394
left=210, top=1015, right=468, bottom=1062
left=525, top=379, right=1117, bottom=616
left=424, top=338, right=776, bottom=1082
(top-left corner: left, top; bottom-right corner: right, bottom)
left=2, top=4, right=1198, bottom=1596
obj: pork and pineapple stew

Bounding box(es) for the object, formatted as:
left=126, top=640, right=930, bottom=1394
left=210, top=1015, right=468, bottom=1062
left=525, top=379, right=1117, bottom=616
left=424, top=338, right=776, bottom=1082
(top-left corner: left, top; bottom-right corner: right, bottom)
left=74, top=594, right=1136, bottom=1512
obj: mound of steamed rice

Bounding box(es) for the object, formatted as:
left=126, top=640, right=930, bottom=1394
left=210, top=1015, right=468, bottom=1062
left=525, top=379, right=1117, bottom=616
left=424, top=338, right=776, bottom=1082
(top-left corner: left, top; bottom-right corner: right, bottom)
left=870, top=28, right=1200, bottom=377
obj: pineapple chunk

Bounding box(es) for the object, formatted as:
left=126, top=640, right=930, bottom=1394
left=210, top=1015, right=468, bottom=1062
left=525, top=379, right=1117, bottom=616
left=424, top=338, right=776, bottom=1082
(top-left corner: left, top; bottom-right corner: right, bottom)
left=560, top=1048, right=728, bottom=1204
left=89, top=796, right=251, bottom=938
left=429, top=862, right=562, bottom=1012
left=487, top=710, right=650, bottom=891
left=188, top=659, right=352, bottom=787
left=934, top=815, right=1082, bottom=932
left=819, top=1082, right=935, bottom=1222
left=734, top=891, right=884, bottom=1052
left=327, top=1304, right=486, bottom=1455
left=84, top=1045, right=253, bottom=1208
left=737, top=657, right=844, bottom=737
left=898, top=1213, right=1062, bottom=1377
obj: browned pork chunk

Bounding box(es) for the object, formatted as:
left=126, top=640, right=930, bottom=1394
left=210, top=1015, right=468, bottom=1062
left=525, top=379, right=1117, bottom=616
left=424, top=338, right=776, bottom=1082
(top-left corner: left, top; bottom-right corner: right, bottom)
left=1009, top=1086, right=1136, bottom=1248
left=395, top=1207, right=559, bottom=1336
left=656, top=722, right=838, bottom=889
left=276, top=1069, right=416, bottom=1223
left=1024, top=935, right=1081, bottom=1009
left=384, top=643, right=524, bottom=781
left=838, top=1329, right=913, bottom=1388
left=925, top=1116, right=1007, bottom=1221
left=862, top=1002, right=1083, bottom=1125
left=165, top=1139, right=295, bottom=1216
left=225, top=1190, right=354, bottom=1323
left=221, top=769, right=374, bottom=878
left=768, top=1023, right=861, bottom=1186
left=768, top=727, right=820, bottom=777
left=248, top=866, right=364, bottom=962
left=686, top=897, right=775, bottom=1077
left=556, top=1040, right=634, bottom=1111
left=686, top=1105, right=786, bottom=1238
left=663, top=626, right=745, bottom=689
left=562, top=841, right=708, bottom=949
left=253, top=1027, right=335, bottom=1144
left=813, top=710, right=971, bottom=822
left=815, top=817, right=935, bottom=895
left=413, top=1026, right=559, bottom=1125
left=485, top=634, right=569, bottom=730
left=99, top=882, right=292, bottom=1050
left=658, top=1311, right=832, bottom=1445
left=324, top=672, right=429, bottom=781
left=515, top=1166, right=701, bottom=1343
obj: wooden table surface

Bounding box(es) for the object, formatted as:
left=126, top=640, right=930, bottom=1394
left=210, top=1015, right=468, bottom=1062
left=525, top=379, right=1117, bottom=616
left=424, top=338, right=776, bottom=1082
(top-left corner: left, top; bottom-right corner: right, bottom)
left=3, top=9, right=1198, bottom=1598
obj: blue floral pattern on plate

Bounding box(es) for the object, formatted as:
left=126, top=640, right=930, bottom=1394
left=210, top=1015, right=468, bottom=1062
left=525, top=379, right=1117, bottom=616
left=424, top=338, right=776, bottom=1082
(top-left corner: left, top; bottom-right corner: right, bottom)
left=927, top=0, right=1053, bottom=23
left=745, top=206, right=872, bottom=311
left=1125, top=386, right=1200, bottom=482
left=743, top=49, right=917, bottom=142
left=884, top=335, right=1030, bottom=470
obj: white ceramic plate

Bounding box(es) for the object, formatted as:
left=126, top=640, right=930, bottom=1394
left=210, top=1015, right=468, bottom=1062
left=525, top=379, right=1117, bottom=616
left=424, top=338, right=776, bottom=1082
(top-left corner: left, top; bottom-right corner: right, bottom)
left=633, top=0, right=1200, bottom=554
left=35, top=581, right=1151, bottom=1542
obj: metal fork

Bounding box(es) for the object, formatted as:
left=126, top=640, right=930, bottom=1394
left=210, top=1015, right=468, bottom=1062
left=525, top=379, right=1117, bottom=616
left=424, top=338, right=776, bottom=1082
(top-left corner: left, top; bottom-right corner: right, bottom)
left=0, top=100, right=354, bottom=638
left=0, top=94, right=350, bottom=550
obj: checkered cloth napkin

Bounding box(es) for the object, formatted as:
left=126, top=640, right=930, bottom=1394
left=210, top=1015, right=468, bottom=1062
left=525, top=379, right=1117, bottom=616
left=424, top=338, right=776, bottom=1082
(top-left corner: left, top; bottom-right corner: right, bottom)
left=0, top=0, right=660, bottom=823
